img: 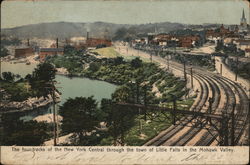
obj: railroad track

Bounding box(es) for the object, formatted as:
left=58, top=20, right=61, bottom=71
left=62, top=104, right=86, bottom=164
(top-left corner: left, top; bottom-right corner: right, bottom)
left=144, top=59, right=249, bottom=146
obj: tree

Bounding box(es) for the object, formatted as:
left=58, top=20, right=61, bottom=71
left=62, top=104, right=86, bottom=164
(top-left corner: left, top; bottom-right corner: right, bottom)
left=1, top=113, right=49, bottom=146
left=130, top=57, right=142, bottom=68
left=0, top=45, right=9, bottom=79
left=32, top=63, right=56, bottom=82
left=64, top=45, right=76, bottom=54
left=215, top=40, right=223, bottom=52
left=113, top=56, right=124, bottom=66
left=101, top=99, right=136, bottom=146
left=2, top=72, right=15, bottom=82
left=111, top=85, right=134, bottom=103
left=89, top=62, right=101, bottom=72
left=60, top=96, right=100, bottom=145
left=30, top=63, right=56, bottom=98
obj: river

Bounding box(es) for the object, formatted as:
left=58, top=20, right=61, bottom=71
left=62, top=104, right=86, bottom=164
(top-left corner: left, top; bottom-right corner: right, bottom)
left=1, top=61, right=117, bottom=120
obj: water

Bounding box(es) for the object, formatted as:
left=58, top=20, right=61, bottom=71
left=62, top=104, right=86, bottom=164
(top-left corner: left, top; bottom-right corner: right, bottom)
left=2, top=61, right=37, bottom=78
left=2, top=61, right=117, bottom=120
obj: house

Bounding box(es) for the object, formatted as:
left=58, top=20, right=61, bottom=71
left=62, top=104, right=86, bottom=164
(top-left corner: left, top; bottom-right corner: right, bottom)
left=234, top=39, right=250, bottom=51
left=178, top=35, right=200, bottom=48
left=15, top=47, right=34, bottom=58
left=245, top=48, right=250, bottom=57
left=39, top=48, right=64, bottom=61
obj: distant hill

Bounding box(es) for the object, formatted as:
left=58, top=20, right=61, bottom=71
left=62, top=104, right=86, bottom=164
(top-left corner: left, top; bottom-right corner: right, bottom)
left=1, top=21, right=220, bottom=40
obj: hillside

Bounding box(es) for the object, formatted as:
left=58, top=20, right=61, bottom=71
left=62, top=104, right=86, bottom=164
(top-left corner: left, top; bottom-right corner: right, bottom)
left=1, top=21, right=220, bottom=40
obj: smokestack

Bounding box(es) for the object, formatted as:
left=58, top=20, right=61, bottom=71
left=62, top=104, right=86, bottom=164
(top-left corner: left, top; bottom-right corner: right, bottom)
left=56, top=38, right=58, bottom=48
left=27, top=38, right=30, bottom=47
left=87, top=32, right=89, bottom=40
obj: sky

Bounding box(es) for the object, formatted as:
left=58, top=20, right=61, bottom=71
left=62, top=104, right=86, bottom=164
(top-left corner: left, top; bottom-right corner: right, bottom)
left=1, top=0, right=250, bottom=28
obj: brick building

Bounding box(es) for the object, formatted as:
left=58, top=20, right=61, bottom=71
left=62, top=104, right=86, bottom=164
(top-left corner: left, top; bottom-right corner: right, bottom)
left=86, top=38, right=112, bottom=48
left=39, top=48, right=64, bottom=61
left=178, top=36, right=200, bottom=48
left=15, top=47, right=34, bottom=58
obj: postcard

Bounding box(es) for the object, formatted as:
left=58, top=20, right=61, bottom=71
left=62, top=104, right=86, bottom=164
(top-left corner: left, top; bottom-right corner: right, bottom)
left=0, top=0, right=249, bottom=164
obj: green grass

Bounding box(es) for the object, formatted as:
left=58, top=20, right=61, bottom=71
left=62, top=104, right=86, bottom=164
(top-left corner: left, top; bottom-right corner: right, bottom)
left=91, top=47, right=151, bottom=62
left=91, top=47, right=119, bottom=58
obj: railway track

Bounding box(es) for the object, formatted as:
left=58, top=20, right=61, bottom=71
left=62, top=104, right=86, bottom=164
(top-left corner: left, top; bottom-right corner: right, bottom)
left=144, top=59, right=249, bottom=146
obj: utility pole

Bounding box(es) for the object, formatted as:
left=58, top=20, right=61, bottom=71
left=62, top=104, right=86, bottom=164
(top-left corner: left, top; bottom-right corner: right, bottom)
left=220, top=63, right=223, bottom=75
left=183, top=58, right=187, bottom=82
left=134, top=80, right=142, bottom=134
left=46, top=81, right=59, bottom=146
left=208, top=97, right=213, bottom=123
left=190, top=67, right=193, bottom=88
left=172, top=97, right=177, bottom=125
left=143, top=85, right=147, bottom=121
left=235, top=57, right=238, bottom=81
left=51, top=81, right=57, bottom=146
left=231, top=103, right=235, bottom=146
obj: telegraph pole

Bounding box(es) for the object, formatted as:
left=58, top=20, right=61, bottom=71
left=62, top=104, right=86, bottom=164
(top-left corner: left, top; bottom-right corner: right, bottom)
left=51, top=81, right=57, bottom=146
left=190, top=67, right=193, bottom=88
left=235, top=57, right=239, bottom=81
left=183, top=58, right=187, bottom=82
left=231, top=103, right=235, bottom=146
left=220, top=63, right=223, bottom=75
left=46, top=81, right=59, bottom=146
left=208, top=97, right=213, bottom=123
left=172, top=97, right=177, bottom=125
left=143, top=85, right=147, bottom=121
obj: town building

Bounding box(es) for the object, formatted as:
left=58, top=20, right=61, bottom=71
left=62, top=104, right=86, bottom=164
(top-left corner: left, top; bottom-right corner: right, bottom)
left=245, top=48, right=250, bottom=57
left=14, top=47, right=34, bottom=58
left=39, top=48, right=64, bottom=61
left=205, top=24, right=233, bottom=41
left=176, top=35, right=200, bottom=48
left=85, top=38, right=112, bottom=48
left=234, top=39, right=250, bottom=51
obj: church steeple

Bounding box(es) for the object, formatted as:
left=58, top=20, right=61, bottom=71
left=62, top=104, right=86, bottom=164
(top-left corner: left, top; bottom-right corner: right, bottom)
left=242, top=9, right=245, bottom=19
left=240, top=9, right=247, bottom=27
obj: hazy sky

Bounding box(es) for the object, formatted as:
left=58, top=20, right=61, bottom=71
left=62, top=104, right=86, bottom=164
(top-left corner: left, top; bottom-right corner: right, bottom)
left=1, top=0, right=249, bottom=28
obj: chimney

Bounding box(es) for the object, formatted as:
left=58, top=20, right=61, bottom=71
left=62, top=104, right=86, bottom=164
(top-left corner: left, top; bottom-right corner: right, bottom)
left=87, top=32, right=89, bottom=40
left=27, top=38, right=30, bottom=47
left=56, top=38, right=59, bottom=48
